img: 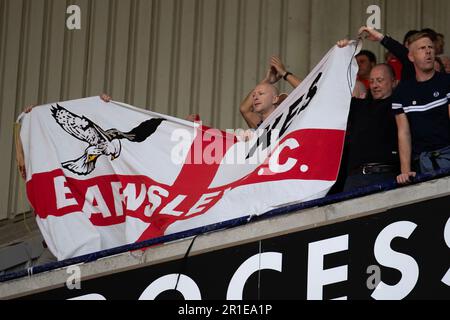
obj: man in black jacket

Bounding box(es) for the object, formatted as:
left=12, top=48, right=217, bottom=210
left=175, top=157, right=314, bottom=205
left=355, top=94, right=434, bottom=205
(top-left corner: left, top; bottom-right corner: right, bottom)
left=342, top=63, right=400, bottom=191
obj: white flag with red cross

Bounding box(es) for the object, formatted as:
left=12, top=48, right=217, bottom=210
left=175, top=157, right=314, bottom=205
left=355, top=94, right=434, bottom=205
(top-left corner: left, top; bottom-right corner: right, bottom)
left=18, top=44, right=358, bottom=260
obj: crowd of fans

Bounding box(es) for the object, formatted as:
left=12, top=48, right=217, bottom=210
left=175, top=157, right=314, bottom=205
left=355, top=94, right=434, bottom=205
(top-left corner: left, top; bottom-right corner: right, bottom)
left=240, top=26, right=450, bottom=194
left=333, top=26, right=450, bottom=193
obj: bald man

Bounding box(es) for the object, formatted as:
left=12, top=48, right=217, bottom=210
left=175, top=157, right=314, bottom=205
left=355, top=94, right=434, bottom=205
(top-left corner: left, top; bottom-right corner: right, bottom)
left=240, top=82, right=282, bottom=129
left=240, top=57, right=301, bottom=129
left=341, top=63, right=400, bottom=191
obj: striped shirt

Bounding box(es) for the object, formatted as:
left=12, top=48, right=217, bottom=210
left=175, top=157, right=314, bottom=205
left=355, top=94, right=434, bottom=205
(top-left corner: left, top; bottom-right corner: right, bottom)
left=392, top=72, right=450, bottom=155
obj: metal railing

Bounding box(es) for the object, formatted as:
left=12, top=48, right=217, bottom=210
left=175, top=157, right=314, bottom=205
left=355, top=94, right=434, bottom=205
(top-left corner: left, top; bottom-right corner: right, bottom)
left=1, top=167, right=450, bottom=283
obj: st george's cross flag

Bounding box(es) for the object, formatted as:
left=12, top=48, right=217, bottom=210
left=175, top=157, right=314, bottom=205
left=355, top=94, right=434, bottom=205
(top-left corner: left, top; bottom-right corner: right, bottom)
left=17, top=43, right=359, bottom=260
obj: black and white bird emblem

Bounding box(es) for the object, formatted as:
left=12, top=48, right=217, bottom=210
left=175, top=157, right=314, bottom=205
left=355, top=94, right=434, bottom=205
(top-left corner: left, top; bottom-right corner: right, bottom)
left=51, top=104, right=164, bottom=175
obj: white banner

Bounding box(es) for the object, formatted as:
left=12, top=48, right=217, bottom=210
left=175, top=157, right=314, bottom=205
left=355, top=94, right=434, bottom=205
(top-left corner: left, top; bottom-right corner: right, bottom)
left=18, top=44, right=358, bottom=260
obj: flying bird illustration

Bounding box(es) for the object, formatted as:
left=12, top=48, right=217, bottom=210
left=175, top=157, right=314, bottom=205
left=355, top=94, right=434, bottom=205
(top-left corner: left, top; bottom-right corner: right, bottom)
left=51, top=104, right=164, bottom=175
